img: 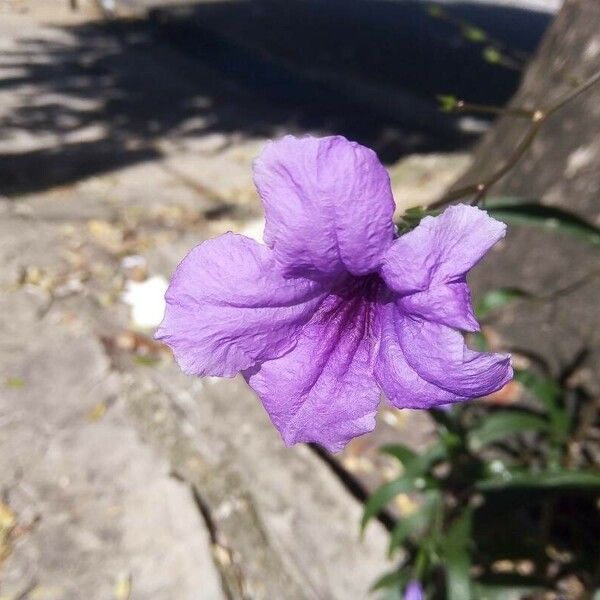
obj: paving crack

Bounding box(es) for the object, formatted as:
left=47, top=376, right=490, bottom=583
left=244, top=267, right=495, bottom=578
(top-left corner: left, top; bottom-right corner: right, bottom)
left=170, top=471, right=247, bottom=600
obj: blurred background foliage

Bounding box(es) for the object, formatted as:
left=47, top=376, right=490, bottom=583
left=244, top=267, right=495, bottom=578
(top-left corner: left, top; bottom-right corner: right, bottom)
left=366, top=276, right=600, bottom=599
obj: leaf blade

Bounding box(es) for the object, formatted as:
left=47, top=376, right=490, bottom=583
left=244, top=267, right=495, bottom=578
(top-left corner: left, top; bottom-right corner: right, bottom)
left=467, top=411, right=550, bottom=451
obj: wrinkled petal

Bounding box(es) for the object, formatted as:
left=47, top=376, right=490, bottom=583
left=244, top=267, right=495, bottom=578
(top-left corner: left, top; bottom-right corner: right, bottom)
left=244, top=287, right=382, bottom=452
left=254, top=135, right=395, bottom=279
left=400, top=317, right=512, bottom=397
left=375, top=302, right=464, bottom=408
left=381, top=204, right=506, bottom=294
left=399, top=279, right=479, bottom=332
left=156, top=233, right=326, bottom=377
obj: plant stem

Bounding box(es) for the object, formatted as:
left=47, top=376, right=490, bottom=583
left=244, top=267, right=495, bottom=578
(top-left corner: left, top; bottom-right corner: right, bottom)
left=452, top=101, right=534, bottom=119
left=428, top=68, right=600, bottom=210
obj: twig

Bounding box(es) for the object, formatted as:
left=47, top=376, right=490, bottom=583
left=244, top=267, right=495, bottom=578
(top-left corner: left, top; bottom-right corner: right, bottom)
left=429, top=68, right=600, bottom=210
left=452, top=100, right=534, bottom=119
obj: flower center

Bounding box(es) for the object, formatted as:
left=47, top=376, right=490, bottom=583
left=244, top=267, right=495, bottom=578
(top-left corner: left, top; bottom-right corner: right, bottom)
left=317, top=273, right=386, bottom=339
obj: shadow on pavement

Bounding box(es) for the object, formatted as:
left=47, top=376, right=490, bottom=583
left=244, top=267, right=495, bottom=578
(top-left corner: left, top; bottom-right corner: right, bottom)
left=0, top=0, right=551, bottom=196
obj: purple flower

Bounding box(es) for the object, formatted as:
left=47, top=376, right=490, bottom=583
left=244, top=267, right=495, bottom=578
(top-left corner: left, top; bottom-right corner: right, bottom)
left=404, top=580, right=425, bottom=600
left=156, top=135, right=512, bottom=452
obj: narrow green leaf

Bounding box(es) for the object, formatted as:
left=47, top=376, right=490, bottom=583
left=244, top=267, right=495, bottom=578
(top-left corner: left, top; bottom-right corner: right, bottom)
left=514, top=370, right=569, bottom=444
left=365, top=443, right=445, bottom=533
left=475, top=287, right=530, bottom=319
left=483, top=46, right=503, bottom=64
left=477, top=469, right=600, bottom=491
left=370, top=569, right=409, bottom=592
left=485, top=197, right=600, bottom=247
left=443, top=509, right=473, bottom=600
left=5, top=376, right=26, bottom=389
left=462, top=25, right=487, bottom=43
left=361, top=478, right=418, bottom=533
left=133, top=355, right=160, bottom=367
left=428, top=5, right=445, bottom=18
left=380, top=444, right=418, bottom=467
left=474, top=582, right=542, bottom=600
left=388, top=492, right=439, bottom=557
left=514, top=370, right=561, bottom=409
left=514, top=370, right=561, bottom=404
left=471, top=331, right=489, bottom=351
left=467, top=411, right=550, bottom=451
left=437, top=94, right=459, bottom=113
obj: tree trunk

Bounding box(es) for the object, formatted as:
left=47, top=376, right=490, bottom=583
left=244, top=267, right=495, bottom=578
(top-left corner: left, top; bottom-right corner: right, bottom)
left=455, top=0, right=600, bottom=392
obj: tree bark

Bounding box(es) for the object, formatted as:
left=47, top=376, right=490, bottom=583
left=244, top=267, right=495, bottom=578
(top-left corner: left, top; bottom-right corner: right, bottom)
left=455, top=0, right=600, bottom=392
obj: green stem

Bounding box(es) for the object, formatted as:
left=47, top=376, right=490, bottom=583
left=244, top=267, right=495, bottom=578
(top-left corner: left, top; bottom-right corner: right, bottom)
left=428, top=68, right=600, bottom=210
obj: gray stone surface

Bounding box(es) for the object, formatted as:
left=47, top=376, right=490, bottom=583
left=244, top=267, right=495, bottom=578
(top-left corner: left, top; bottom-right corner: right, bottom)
left=0, top=3, right=404, bottom=598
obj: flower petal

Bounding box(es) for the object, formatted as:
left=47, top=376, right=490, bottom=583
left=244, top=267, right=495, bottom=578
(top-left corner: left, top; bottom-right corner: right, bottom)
left=375, top=302, right=464, bottom=408
left=399, top=279, right=479, bottom=332
left=244, top=290, right=381, bottom=452
left=381, top=204, right=506, bottom=294
left=254, top=135, right=396, bottom=279
left=400, top=317, right=512, bottom=398
left=156, top=233, right=326, bottom=377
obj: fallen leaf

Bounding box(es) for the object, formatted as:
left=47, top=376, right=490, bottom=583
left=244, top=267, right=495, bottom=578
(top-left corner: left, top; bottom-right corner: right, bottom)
left=114, top=573, right=132, bottom=600
left=5, top=377, right=25, bottom=389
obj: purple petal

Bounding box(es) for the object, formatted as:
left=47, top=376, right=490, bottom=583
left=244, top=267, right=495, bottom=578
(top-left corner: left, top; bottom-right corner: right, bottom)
left=399, top=279, right=479, bottom=332
left=375, top=302, right=466, bottom=409
left=156, top=233, right=326, bottom=377
left=400, top=317, right=512, bottom=398
left=254, top=135, right=396, bottom=279
left=244, top=285, right=382, bottom=452
left=404, top=580, right=424, bottom=600
left=381, top=204, right=506, bottom=295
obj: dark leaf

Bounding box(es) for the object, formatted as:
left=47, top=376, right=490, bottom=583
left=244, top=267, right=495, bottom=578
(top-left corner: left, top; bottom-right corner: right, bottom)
left=443, top=509, right=473, bottom=600
left=485, top=197, right=600, bottom=247
left=388, top=492, right=440, bottom=557
left=514, top=370, right=569, bottom=442
left=467, top=411, right=550, bottom=451
left=474, top=582, right=542, bottom=600
left=361, top=478, right=420, bottom=533
left=477, top=469, right=600, bottom=491
left=380, top=444, right=418, bottom=467
left=370, top=569, right=409, bottom=593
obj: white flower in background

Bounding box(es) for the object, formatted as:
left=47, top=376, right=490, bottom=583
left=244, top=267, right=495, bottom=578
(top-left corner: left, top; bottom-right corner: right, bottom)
left=122, top=275, right=168, bottom=329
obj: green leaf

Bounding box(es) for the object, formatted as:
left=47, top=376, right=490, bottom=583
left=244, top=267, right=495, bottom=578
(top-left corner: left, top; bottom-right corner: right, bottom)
left=475, top=287, right=531, bottom=319
left=467, top=411, right=550, bottom=451
left=514, top=370, right=561, bottom=406
left=485, top=197, right=600, bottom=247
left=380, top=444, right=418, bottom=466
left=514, top=370, right=569, bottom=444
left=427, top=5, right=445, bottom=18
left=370, top=569, right=409, bottom=592
left=133, top=355, right=160, bottom=367
left=483, top=46, right=503, bottom=64
left=477, top=469, right=600, bottom=491
left=388, top=492, right=439, bottom=557
left=365, top=443, right=445, bottom=533
left=443, top=509, right=473, bottom=600
left=471, top=331, right=489, bottom=351
left=5, top=376, right=25, bottom=389
left=474, top=582, right=542, bottom=600
left=361, top=477, right=419, bottom=533
left=437, top=94, right=459, bottom=112
left=462, top=25, right=487, bottom=43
